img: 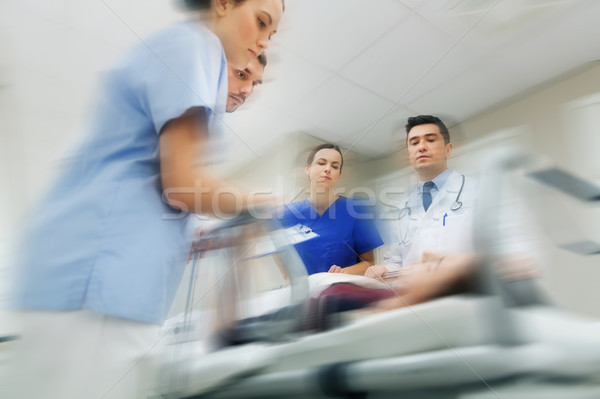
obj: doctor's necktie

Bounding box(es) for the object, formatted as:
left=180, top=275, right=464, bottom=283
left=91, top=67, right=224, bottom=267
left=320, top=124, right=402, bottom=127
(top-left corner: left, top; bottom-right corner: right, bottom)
left=422, top=181, right=435, bottom=212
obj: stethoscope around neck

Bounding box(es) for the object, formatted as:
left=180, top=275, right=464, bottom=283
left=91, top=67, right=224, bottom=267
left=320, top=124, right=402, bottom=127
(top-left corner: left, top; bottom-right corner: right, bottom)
left=396, top=174, right=465, bottom=243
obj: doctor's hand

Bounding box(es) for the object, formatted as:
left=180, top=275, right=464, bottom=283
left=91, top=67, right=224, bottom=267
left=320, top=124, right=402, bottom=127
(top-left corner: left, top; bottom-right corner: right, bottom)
left=365, top=264, right=389, bottom=279
left=328, top=265, right=345, bottom=273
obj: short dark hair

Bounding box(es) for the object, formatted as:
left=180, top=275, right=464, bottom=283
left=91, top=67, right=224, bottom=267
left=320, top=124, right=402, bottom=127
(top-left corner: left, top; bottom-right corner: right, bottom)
left=405, top=115, right=450, bottom=144
left=306, top=143, right=343, bottom=173
left=257, top=52, right=267, bottom=68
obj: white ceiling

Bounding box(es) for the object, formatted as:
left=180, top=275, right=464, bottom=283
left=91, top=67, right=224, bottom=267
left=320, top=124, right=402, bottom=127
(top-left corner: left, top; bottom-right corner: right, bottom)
left=3, top=0, right=600, bottom=176
left=222, top=0, right=600, bottom=172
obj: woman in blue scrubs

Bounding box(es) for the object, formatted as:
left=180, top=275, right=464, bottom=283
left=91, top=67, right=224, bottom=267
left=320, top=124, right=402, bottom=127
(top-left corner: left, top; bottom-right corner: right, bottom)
left=11, top=1, right=285, bottom=398
left=281, top=143, right=383, bottom=275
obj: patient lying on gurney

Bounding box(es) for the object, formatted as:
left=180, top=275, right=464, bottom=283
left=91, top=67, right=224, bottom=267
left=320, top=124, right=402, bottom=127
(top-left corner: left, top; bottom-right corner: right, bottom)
left=160, top=249, right=542, bottom=359
left=224, top=251, right=540, bottom=342
left=296, top=249, right=542, bottom=326
left=365, top=250, right=540, bottom=311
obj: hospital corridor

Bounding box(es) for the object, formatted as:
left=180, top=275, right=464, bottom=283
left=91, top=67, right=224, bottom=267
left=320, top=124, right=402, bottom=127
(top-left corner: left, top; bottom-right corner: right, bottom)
left=1, top=0, right=600, bottom=398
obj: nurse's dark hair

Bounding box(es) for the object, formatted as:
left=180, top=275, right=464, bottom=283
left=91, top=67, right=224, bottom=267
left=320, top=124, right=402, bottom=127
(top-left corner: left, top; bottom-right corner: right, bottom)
left=306, top=143, right=343, bottom=173
left=405, top=115, right=450, bottom=144
left=180, top=0, right=285, bottom=11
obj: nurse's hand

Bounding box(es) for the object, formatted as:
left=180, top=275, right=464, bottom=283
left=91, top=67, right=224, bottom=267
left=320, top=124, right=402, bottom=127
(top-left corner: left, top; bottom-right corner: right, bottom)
left=365, top=265, right=389, bottom=279
left=328, top=265, right=345, bottom=273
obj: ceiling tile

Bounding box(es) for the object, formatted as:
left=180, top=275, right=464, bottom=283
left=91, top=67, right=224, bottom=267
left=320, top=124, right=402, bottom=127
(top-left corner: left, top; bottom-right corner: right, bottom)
left=395, top=0, right=431, bottom=11
left=292, top=76, right=395, bottom=137
left=497, top=0, right=600, bottom=68
left=217, top=105, right=307, bottom=158
left=406, top=0, right=600, bottom=122
left=464, top=0, right=575, bottom=48
left=341, top=106, right=413, bottom=156
left=253, top=51, right=334, bottom=113
left=339, top=14, right=453, bottom=103
left=405, top=66, right=523, bottom=122
left=9, top=0, right=600, bottom=176
left=298, top=128, right=348, bottom=148
left=392, top=0, right=600, bottom=107
left=281, top=0, right=408, bottom=72
left=482, top=5, right=600, bottom=100
left=398, top=40, right=488, bottom=104
left=415, top=0, right=496, bottom=39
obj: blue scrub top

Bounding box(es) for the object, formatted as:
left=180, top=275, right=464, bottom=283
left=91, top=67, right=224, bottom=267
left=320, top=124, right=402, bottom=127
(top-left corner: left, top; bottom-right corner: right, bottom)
left=14, top=22, right=228, bottom=324
left=280, top=197, right=383, bottom=275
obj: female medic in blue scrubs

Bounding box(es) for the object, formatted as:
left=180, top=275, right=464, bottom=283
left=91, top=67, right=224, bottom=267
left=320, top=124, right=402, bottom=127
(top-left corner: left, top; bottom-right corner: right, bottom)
left=10, top=1, right=285, bottom=398
left=280, top=143, right=383, bottom=275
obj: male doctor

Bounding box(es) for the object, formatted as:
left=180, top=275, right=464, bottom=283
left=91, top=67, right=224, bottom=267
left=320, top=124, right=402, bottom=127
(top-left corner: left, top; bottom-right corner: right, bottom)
left=366, top=115, right=479, bottom=278
left=226, top=53, right=266, bottom=113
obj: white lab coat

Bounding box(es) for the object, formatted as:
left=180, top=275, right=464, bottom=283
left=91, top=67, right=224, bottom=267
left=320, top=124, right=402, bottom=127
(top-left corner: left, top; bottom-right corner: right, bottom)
left=383, top=171, right=479, bottom=269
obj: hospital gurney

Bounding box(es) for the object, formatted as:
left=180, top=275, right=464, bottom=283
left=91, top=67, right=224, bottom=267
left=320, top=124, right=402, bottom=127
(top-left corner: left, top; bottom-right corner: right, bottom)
left=150, top=151, right=600, bottom=399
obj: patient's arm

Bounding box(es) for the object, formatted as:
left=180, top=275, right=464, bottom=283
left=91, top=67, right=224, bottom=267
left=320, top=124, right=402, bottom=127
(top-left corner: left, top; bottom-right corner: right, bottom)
left=364, top=264, right=389, bottom=279
left=365, top=251, right=448, bottom=279
left=329, top=250, right=376, bottom=275
left=376, top=253, right=481, bottom=310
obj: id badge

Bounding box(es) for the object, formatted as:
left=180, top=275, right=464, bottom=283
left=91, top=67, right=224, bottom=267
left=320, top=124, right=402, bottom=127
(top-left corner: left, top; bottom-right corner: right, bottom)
left=285, top=224, right=320, bottom=244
